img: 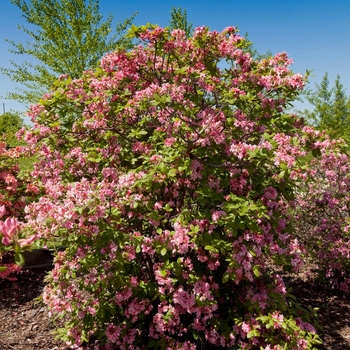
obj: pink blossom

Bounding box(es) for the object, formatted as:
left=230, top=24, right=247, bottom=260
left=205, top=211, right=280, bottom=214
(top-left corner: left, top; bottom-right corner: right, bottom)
left=0, top=217, right=20, bottom=245
left=0, top=205, right=6, bottom=218
left=271, top=311, right=284, bottom=329
left=211, top=210, right=226, bottom=222
left=190, top=159, right=203, bottom=180
left=0, top=263, right=21, bottom=280
left=240, top=322, right=251, bottom=338
left=18, top=234, right=37, bottom=247
left=164, top=138, right=176, bottom=147
left=106, top=324, right=121, bottom=343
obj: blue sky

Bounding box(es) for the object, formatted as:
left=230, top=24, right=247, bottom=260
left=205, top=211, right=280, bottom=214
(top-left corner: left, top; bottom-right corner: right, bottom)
left=1, top=0, right=350, bottom=121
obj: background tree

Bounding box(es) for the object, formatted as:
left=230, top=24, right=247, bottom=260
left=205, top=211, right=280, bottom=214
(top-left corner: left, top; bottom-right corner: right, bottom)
left=1, top=0, right=137, bottom=104
left=0, top=111, right=23, bottom=134
left=168, top=7, right=193, bottom=37
left=0, top=111, right=36, bottom=172
left=0, top=111, right=24, bottom=147
left=300, top=73, right=350, bottom=141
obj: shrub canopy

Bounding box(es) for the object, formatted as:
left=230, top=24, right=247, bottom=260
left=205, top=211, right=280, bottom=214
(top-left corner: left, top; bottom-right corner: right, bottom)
left=22, top=25, right=323, bottom=349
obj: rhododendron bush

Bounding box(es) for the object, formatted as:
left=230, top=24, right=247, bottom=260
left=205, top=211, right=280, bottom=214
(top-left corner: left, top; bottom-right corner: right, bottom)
left=23, top=25, right=324, bottom=349
left=0, top=141, right=38, bottom=278
left=292, top=137, right=350, bottom=294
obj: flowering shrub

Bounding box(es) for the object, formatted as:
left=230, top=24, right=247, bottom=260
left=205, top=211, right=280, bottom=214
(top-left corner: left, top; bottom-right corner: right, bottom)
left=292, top=135, right=350, bottom=294
left=23, top=25, right=323, bottom=348
left=0, top=141, right=39, bottom=278
left=0, top=141, right=24, bottom=217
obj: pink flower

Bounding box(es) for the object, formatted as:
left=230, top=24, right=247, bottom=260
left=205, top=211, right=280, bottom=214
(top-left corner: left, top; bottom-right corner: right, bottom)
left=164, top=137, right=176, bottom=147
left=173, top=287, right=195, bottom=311
left=0, top=263, right=21, bottom=280
left=212, top=210, right=226, bottom=222
left=190, top=160, right=203, bottom=180
left=271, top=311, right=284, bottom=329
left=0, top=217, right=20, bottom=246
left=0, top=205, right=6, bottom=218
left=106, top=323, right=121, bottom=343
left=18, top=234, right=37, bottom=247
left=241, top=322, right=251, bottom=336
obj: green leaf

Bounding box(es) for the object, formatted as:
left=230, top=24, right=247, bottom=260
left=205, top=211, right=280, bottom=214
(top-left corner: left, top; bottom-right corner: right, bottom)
left=160, top=247, right=167, bottom=256
left=311, top=148, right=321, bottom=157
left=222, top=273, right=229, bottom=283
left=238, top=221, right=245, bottom=230
left=253, top=266, right=260, bottom=277
left=247, top=329, right=260, bottom=339
left=159, top=269, right=167, bottom=277
left=147, top=340, right=156, bottom=348
left=279, top=170, right=285, bottom=178
left=168, top=168, right=177, bottom=177
left=164, top=204, right=173, bottom=212
left=14, top=252, right=25, bottom=266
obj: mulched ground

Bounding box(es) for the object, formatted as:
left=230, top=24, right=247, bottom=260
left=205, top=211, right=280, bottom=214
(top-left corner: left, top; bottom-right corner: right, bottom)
left=285, top=276, right=350, bottom=349
left=0, top=266, right=349, bottom=349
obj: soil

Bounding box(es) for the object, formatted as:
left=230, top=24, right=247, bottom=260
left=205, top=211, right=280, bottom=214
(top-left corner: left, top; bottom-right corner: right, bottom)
left=0, top=267, right=68, bottom=350
left=0, top=263, right=350, bottom=349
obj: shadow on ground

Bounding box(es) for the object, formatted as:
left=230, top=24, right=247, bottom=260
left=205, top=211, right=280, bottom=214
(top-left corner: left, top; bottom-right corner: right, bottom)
left=285, top=275, right=350, bottom=349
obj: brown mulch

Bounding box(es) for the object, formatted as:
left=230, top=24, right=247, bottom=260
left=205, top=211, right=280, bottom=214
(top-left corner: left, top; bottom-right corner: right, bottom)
left=0, top=267, right=69, bottom=350
left=285, top=275, right=350, bottom=349
left=0, top=266, right=349, bottom=349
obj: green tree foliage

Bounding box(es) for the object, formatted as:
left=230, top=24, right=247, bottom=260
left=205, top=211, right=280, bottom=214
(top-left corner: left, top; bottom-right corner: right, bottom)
left=0, top=112, right=37, bottom=172
left=0, top=111, right=23, bottom=134
left=0, top=111, right=24, bottom=146
left=300, top=73, right=350, bottom=141
left=1, top=0, right=137, bottom=104
left=168, top=7, right=193, bottom=36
